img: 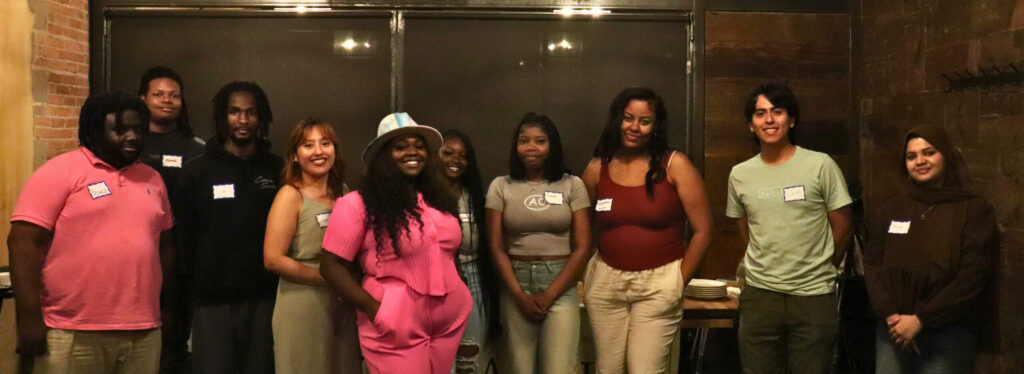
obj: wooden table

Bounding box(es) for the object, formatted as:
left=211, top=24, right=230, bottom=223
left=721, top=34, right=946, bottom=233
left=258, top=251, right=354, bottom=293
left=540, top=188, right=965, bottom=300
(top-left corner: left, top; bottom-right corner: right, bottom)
left=679, top=294, right=739, bottom=374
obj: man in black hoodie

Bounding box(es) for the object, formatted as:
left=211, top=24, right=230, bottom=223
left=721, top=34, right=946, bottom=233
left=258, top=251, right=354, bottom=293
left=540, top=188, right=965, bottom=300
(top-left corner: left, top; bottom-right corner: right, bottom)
left=177, top=81, right=283, bottom=374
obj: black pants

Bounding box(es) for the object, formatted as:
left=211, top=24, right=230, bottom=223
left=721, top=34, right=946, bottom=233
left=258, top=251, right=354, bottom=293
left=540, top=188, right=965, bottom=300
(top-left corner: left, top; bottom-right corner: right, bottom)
left=192, top=296, right=276, bottom=374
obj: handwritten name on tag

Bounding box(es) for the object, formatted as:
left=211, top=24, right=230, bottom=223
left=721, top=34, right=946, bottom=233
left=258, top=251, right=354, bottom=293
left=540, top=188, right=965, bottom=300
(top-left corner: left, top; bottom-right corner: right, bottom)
left=888, top=220, right=910, bottom=234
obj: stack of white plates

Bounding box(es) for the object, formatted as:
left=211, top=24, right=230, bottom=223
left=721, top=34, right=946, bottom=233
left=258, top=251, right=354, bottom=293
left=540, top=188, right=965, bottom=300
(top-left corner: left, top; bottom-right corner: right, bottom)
left=684, top=279, right=727, bottom=300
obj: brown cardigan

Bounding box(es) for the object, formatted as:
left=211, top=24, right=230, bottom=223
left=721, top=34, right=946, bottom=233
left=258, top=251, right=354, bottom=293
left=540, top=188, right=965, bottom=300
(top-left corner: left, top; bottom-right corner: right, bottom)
left=864, top=193, right=998, bottom=330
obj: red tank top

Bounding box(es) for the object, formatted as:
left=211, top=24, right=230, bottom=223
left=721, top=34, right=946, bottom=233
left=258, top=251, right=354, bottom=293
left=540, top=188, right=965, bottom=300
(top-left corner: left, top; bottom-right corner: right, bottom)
left=595, top=153, right=688, bottom=270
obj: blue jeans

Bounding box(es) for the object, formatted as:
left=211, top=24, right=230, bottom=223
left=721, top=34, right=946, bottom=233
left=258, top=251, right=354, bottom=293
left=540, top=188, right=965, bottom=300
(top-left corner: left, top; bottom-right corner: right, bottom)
left=453, top=260, right=492, bottom=373
left=501, top=259, right=579, bottom=374
left=875, top=322, right=977, bottom=374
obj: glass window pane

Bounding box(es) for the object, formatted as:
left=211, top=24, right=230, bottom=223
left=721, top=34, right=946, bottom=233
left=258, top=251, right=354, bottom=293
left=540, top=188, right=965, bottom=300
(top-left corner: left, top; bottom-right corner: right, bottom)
left=108, top=15, right=392, bottom=180
left=404, top=17, right=689, bottom=181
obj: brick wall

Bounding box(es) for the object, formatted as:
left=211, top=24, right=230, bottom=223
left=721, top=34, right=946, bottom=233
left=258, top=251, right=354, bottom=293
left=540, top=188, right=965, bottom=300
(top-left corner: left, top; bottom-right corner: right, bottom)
left=30, top=0, right=90, bottom=166
left=856, top=0, right=1024, bottom=371
left=702, top=11, right=854, bottom=279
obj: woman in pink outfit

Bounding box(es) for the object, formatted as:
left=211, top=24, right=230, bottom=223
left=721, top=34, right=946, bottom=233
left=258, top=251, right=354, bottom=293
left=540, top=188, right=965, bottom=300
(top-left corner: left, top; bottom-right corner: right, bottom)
left=320, top=113, right=471, bottom=374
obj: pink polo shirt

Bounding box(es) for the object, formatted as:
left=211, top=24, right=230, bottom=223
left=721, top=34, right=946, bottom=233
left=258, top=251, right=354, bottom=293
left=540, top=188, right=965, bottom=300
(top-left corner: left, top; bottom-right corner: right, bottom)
left=322, top=192, right=463, bottom=297
left=11, top=147, right=173, bottom=330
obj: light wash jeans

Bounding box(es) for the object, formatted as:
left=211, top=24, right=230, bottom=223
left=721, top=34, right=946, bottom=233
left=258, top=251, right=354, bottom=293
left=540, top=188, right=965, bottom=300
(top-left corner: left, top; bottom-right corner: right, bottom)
left=875, top=322, right=977, bottom=374
left=583, top=255, right=685, bottom=374
left=453, top=260, right=493, bottom=373
left=501, top=259, right=579, bottom=374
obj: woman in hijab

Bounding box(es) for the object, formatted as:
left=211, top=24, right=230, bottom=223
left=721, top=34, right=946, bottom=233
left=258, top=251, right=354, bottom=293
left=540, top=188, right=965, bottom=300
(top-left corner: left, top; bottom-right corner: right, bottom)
left=864, top=125, right=998, bottom=374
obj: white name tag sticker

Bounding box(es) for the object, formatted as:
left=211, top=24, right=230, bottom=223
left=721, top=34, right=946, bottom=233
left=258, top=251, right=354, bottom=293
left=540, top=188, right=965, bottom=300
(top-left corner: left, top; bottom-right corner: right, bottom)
left=888, top=220, right=911, bottom=234
left=87, top=181, right=112, bottom=199
left=459, top=213, right=471, bottom=223
left=212, top=184, right=235, bottom=199
left=315, top=211, right=331, bottom=228
left=162, top=155, right=183, bottom=168
left=783, top=185, right=806, bottom=202
left=544, top=191, right=564, bottom=205
left=595, top=198, right=613, bottom=212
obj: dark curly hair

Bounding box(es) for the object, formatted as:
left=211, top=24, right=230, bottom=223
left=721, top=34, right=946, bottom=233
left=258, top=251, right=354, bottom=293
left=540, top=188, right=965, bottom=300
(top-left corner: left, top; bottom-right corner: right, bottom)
left=358, top=134, right=458, bottom=256
left=137, top=66, right=195, bottom=138
left=508, top=112, right=571, bottom=182
left=593, top=87, right=671, bottom=198
left=79, top=91, right=151, bottom=151
left=211, top=81, right=273, bottom=144
left=441, top=129, right=501, bottom=339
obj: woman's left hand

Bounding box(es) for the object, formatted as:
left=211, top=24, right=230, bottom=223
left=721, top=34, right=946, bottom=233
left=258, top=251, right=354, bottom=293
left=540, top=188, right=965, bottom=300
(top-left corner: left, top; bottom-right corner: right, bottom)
left=888, top=314, right=922, bottom=351
left=534, top=290, right=556, bottom=313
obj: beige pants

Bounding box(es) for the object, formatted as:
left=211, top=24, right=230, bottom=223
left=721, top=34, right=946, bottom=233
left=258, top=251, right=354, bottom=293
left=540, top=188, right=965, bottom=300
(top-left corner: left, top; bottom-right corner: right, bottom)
left=583, top=255, right=684, bottom=374
left=31, top=328, right=161, bottom=374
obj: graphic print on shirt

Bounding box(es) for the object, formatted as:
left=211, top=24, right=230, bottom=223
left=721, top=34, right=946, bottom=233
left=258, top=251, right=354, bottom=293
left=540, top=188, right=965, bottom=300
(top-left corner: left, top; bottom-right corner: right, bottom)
left=524, top=193, right=551, bottom=211
left=87, top=181, right=112, bottom=199
left=254, top=175, right=276, bottom=190
left=757, top=187, right=783, bottom=200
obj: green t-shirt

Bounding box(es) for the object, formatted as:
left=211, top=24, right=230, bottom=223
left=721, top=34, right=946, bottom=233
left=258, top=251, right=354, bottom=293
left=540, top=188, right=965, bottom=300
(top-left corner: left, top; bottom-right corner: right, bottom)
left=726, top=147, right=852, bottom=296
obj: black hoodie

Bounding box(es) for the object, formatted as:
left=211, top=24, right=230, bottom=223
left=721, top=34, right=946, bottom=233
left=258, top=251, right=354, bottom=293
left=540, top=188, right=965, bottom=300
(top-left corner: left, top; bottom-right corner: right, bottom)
left=176, top=137, right=284, bottom=305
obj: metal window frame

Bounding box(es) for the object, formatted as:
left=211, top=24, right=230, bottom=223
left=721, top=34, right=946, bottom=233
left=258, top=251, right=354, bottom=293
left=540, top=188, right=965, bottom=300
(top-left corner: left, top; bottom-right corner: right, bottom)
left=92, top=2, right=700, bottom=167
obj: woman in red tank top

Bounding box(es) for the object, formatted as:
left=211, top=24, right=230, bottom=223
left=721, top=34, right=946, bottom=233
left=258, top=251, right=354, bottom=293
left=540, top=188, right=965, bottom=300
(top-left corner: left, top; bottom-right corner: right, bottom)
left=581, top=87, right=713, bottom=373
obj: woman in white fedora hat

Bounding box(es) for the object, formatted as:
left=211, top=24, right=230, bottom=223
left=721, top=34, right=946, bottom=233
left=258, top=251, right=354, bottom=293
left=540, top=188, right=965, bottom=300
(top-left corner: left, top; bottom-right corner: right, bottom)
left=320, top=113, right=471, bottom=373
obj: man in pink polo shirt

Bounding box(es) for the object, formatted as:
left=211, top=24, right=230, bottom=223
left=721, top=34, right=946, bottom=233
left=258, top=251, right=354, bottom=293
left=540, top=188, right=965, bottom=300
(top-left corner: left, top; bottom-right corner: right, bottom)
left=8, top=92, right=179, bottom=373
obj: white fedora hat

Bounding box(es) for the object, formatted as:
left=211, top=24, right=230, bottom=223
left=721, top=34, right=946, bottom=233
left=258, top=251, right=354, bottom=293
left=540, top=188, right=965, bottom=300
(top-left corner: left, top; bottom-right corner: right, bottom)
left=362, top=112, right=442, bottom=164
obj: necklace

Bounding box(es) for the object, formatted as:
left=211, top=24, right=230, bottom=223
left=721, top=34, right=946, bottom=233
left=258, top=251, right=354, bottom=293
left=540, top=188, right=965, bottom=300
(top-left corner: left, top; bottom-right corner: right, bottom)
left=526, top=179, right=545, bottom=193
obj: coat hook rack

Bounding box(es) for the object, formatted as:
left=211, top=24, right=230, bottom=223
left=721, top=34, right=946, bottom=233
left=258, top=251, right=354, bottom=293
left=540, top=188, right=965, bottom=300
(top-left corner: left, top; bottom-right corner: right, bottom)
left=943, top=62, right=1024, bottom=91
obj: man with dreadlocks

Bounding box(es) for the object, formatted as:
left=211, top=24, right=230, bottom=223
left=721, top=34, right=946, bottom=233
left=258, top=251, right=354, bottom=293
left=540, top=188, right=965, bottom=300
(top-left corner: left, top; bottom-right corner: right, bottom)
left=176, top=81, right=283, bottom=374
left=8, top=92, right=179, bottom=373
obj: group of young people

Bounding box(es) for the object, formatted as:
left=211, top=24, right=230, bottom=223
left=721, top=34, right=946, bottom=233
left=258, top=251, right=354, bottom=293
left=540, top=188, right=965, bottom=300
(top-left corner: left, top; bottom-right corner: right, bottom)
left=7, top=65, right=997, bottom=374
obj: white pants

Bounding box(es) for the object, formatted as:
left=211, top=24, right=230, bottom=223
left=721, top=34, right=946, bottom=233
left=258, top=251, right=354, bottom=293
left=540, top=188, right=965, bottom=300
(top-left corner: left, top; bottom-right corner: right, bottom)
left=583, top=256, right=685, bottom=374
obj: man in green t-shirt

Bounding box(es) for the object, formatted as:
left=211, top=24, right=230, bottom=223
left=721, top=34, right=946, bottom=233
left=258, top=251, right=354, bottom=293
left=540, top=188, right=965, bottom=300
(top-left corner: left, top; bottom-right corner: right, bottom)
left=726, top=82, right=852, bottom=374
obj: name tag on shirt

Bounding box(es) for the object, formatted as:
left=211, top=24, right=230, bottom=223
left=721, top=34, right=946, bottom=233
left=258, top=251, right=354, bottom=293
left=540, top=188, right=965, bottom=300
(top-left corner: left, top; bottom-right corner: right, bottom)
left=544, top=191, right=564, bottom=205
left=460, top=213, right=471, bottom=223
left=316, top=211, right=331, bottom=228
left=888, top=220, right=911, bottom=234
left=87, top=181, right=112, bottom=199
left=162, top=155, right=183, bottom=168
left=783, top=185, right=806, bottom=202
left=595, top=198, right=612, bottom=212
left=212, top=184, right=235, bottom=199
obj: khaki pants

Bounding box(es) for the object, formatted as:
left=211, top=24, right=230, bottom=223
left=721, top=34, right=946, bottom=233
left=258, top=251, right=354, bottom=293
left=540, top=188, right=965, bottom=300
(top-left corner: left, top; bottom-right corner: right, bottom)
left=583, top=256, right=685, bottom=374
left=31, top=328, right=161, bottom=374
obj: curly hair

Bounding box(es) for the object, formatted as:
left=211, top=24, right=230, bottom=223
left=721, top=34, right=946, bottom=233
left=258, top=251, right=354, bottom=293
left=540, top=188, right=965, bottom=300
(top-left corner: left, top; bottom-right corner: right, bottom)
left=441, top=129, right=501, bottom=339
left=211, top=81, right=273, bottom=144
left=358, top=135, right=458, bottom=256
left=282, top=118, right=346, bottom=198
left=78, top=92, right=151, bottom=151
left=593, top=87, right=671, bottom=198
left=137, top=66, right=195, bottom=138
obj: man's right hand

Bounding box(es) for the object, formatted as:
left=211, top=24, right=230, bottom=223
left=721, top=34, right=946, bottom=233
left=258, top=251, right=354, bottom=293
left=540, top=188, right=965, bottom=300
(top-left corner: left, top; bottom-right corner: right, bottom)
left=16, top=316, right=47, bottom=356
